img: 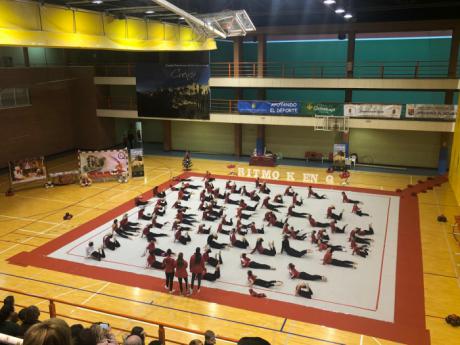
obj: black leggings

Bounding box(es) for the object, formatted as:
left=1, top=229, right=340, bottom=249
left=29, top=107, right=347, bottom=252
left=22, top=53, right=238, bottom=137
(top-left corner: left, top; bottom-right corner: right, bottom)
left=331, top=259, right=354, bottom=268
left=315, top=222, right=329, bottom=228
left=165, top=272, right=174, bottom=291
left=207, top=254, right=223, bottom=267
left=178, top=235, right=191, bottom=245
left=312, top=193, right=326, bottom=199
left=248, top=261, right=271, bottom=270
left=105, top=240, right=120, bottom=250
left=116, top=229, right=131, bottom=238
left=178, top=277, right=189, bottom=293
left=91, top=249, right=105, bottom=261
left=355, top=237, right=372, bottom=245
left=150, top=260, right=164, bottom=269
left=333, top=225, right=347, bottom=233
left=285, top=247, right=307, bottom=258
left=146, top=233, right=168, bottom=241
left=239, top=213, right=252, bottom=220
left=203, top=269, right=221, bottom=282
left=150, top=248, right=165, bottom=257
left=254, top=278, right=276, bottom=288
left=299, top=272, right=323, bottom=281
left=267, top=204, right=281, bottom=212
left=290, top=211, right=308, bottom=218
left=208, top=240, right=227, bottom=249
left=355, top=211, right=369, bottom=217
left=232, top=239, right=249, bottom=249
left=191, top=273, right=202, bottom=289
left=330, top=212, right=343, bottom=221
left=219, top=229, right=231, bottom=235
left=298, top=288, right=313, bottom=299
left=261, top=248, right=276, bottom=256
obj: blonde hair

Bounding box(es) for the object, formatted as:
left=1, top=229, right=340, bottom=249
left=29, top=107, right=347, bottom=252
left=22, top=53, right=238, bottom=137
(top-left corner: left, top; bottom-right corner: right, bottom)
left=23, top=318, right=71, bottom=345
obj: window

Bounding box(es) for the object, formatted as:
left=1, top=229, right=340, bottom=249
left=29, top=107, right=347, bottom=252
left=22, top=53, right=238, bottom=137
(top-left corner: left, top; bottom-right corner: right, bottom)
left=0, top=88, right=30, bottom=108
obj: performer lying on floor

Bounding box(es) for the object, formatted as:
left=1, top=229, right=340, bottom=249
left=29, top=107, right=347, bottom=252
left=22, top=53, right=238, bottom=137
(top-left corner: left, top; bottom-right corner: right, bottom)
left=240, top=253, right=275, bottom=270
left=308, top=186, right=326, bottom=199
left=295, top=283, right=313, bottom=299
left=247, top=270, right=282, bottom=288
left=288, top=263, right=326, bottom=281
left=86, top=242, right=105, bottom=261
left=251, top=238, right=276, bottom=256
left=281, top=236, right=311, bottom=258
left=322, top=248, right=356, bottom=269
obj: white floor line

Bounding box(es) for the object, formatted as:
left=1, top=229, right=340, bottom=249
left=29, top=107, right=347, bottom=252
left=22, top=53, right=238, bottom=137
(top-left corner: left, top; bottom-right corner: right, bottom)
left=14, top=195, right=71, bottom=204
left=78, top=282, right=111, bottom=306
left=371, top=337, right=383, bottom=345
left=359, top=335, right=364, bottom=345
left=0, top=214, right=58, bottom=225
left=34, top=281, right=106, bottom=306
left=433, top=189, right=460, bottom=287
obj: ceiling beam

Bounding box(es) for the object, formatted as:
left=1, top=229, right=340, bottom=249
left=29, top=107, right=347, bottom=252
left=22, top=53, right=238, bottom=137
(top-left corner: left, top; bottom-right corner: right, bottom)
left=249, top=19, right=460, bottom=36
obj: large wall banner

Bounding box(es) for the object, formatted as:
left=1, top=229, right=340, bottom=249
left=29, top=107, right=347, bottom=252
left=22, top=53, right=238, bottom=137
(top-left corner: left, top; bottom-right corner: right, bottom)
left=344, top=104, right=402, bottom=118
left=9, top=157, right=47, bottom=185
left=130, top=148, right=145, bottom=178
left=405, top=104, right=458, bottom=120
left=136, top=63, right=210, bottom=119
left=78, top=149, right=129, bottom=180
left=238, top=101, right=301, bottom=115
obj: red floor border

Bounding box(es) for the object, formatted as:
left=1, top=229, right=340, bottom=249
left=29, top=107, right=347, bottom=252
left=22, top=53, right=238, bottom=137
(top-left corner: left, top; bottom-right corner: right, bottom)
left=8, top=172, right=431, bottom=345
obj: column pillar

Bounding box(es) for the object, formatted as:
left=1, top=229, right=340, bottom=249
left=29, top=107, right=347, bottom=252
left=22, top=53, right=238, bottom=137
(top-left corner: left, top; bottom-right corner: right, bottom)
left=256, top=125, right=265, bottom=155
left=163, top=120, right=172, bottom=151
left=234, top=124, right=242, bottom=157
left=257, top=34, right=267, bottom=100
left=345, top=32, right=356, bottom=102
left=445, top=29, right=460, bottom=103
left=22, top=47, right=30, bottom=67
left=233, top=37, right=243, bottom=77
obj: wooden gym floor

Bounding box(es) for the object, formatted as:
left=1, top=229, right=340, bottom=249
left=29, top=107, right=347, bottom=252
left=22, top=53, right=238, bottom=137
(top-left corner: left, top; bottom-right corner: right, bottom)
left=0, top=154, right=459, bottom=345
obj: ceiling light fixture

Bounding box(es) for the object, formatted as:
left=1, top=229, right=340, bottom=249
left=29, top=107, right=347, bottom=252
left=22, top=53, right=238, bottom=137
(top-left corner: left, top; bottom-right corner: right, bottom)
left=323, top=0, right=336, bottom=5
left=92, top=0, right=103, bottom=4
left=344, top=13, right=353, bottom=19
left=179, top=16, right=184, bottom=20
left=335, top=8, right=345, bottom=14
left=145, top=10, right=154, bottom=14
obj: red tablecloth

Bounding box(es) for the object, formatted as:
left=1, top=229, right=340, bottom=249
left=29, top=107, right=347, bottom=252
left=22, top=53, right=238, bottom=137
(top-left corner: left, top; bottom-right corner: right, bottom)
left=249, top=155, right=276, bottom=167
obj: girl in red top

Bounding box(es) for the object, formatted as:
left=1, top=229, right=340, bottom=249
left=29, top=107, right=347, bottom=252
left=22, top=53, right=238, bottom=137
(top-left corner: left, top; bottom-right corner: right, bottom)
left=221, top=214, right=233, bottom=226
left=203, top=265, right=221, bottom=282
left=162, top=249, right=176, bottom=292
left=295, top=283, right=313, bottom=299
left=143, top=239, right=166, bottom=257
left=229, top=229, right=249, bottom=249
left=326, top=206, right=343, bottom=221
left=240, top=253, right=274, bottom=270
left=146, top=253, right=164, bottom=270
left=352, top=204, right=370, bottom=217
left=251, top=238, right=276, bottom=256
left=273, top=194, right=284, bottom=204
left=351, top=238, right=369, bottom=258
left=341, top=191, right=361, bottom=204
left=288, top=263, right=325, bottom=281
left=308, top=215, right=329, bottom=228
left=322, top=248, right=356, bottom=268
left=174, top=228, right=191, bottom=245
left=151, top=215, right=168, bottom=229
left=287, top=204, right=309, bottom=219
left=292, top=193, right=303, bottom=206
left=175, top=253, right=190, bottom=295
left=262, top=197, right=283, bottom=212
left=308, top=186, right=326, bottom=199
left=189, top=247, right=205, bottom=293
left=247, top=270, right=282, bottom=288
left=249, top=222, right=264, bottom=234
left=330, top=221, right=347, bottom=233
left=236, top=207, right=252, bottom=220
left=284, top=186, right=294, bottom=196
left=356, top=224, right=374, bottom=236
left=197, top=224, right=211, bottom=234
left=138, top=208, right=152, bottom=221
left=203, top=247, right=223, bottom=267
left=259, top=182, right=271, bottom=194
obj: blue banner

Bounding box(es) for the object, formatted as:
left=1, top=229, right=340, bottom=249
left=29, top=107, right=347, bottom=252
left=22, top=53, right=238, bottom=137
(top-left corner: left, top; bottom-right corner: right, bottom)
left=238, top=101, right=300, bottom=115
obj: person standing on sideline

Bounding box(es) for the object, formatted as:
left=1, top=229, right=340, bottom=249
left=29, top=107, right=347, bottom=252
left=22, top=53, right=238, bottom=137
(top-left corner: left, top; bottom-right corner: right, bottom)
left=162, top=249, right=176, bottom=293
left=190, top=247, right=205, bottom=293
left=175, top=252, right=190, bottom=295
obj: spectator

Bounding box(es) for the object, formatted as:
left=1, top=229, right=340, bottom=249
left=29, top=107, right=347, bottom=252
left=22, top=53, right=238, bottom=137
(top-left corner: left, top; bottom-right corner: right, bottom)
left=0, top=296, right=20, bottom=336
left=18, top=306, right=40, bottom=337
left=124, top=335, right=142, bottom=345
left=76, top=328, right=97, bottom=345
left=71, top=324, right=84, bottom=343
left=91, top=323, right=118, bottom=345
left=189, top=340, right=203, bottom=345
left=23, top=318, right=71, bottom=345
left=129, top=327, right=145, bottom=345
left=204, top=330, right=216, bottom=345
left=238, top=337, right=271, bottom=345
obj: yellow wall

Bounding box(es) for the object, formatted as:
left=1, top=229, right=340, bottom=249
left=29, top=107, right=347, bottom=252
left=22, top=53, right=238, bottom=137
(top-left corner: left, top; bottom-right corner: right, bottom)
left=350, top=129, right=442, bottom=168
left=0, top=0, right=215, bottom=51
left=171, top=122, right=234, bottom=154
left=449, top=99, right=460, bottom=205
left=265, top=125, right=336, bottom=159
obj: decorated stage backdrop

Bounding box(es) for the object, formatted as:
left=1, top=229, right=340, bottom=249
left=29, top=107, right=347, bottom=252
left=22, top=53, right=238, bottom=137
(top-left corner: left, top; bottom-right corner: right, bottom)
left=9, top=156, right=47, bottom=185
left=136, top=63, right=210, bottom=119
left=78, top=149, right=129, bottom=180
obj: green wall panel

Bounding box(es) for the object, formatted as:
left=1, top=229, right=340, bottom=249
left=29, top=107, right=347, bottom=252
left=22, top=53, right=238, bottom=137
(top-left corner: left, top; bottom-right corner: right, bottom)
left=242, top=124, right=257, bottom=155
left=171, top=121, right=234, bottom=154
left=265, top=125, right=336, bottom=159
left=352, top=90, right=446, bottom=104
left=142, top=120, right=163, bottom=143
left=265, top=89, right=345, bottom=103
left=349, top=129, right=441, bottom=168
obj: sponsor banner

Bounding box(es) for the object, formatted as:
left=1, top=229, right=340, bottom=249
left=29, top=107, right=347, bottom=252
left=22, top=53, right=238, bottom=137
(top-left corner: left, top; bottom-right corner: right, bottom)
left=130, top=148, right=145, bottom=178
left=304, top=102, right=343, bottom=116
left=344, top=104, right=402, bottom=118
left=9, top=157, right=47, bottom=185
left=78, top=149, right=129, bottom=180
left=237, top=100, right=301, bottom=115
left=405, top=104, right=458, bottom=120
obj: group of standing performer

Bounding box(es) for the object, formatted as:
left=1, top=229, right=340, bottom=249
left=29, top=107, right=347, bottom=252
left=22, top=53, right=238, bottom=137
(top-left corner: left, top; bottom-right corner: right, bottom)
left=85, top=172, right=375, bottom=301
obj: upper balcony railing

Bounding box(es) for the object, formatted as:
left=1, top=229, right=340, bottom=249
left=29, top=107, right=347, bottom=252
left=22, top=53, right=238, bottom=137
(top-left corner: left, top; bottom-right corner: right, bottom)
left=93, top=61, right=460, bottom=79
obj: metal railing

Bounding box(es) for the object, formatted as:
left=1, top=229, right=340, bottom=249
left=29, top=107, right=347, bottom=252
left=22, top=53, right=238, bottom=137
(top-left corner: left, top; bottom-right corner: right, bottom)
left=0, top=287, right=238, bottom=345
left=91, top=61, right=460, bottom=79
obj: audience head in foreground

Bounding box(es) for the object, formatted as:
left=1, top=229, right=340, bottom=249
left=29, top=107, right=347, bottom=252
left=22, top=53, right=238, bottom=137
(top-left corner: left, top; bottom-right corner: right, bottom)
left=23, top=318, right=71, bottom=345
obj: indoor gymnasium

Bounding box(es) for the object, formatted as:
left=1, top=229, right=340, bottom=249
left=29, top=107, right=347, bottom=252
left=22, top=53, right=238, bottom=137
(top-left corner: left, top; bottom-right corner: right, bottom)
left=1, top=1, right=460, bottom=345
